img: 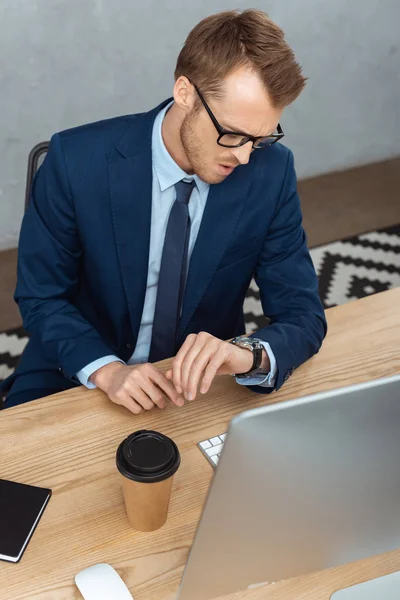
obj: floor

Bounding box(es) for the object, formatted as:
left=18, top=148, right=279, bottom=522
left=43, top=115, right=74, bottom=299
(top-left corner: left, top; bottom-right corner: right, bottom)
left=0, top=248, right=21, bottom=332
left=299, top=157, right=400, bottom=248
left=0, top=157, right=399, bottom=333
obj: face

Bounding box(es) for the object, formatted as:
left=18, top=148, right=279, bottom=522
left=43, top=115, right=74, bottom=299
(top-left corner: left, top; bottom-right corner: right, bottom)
left=176, top=67, right=283, bottom=184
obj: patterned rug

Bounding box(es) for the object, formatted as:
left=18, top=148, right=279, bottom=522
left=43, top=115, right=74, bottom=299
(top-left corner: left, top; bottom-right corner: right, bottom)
left=1, top=224, right=399, bottom=384
left=243, top=223, right=400, bottom=333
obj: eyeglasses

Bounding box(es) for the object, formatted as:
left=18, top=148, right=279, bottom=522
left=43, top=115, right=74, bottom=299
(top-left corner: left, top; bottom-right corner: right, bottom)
left=193, top=84, right=284, bottom=149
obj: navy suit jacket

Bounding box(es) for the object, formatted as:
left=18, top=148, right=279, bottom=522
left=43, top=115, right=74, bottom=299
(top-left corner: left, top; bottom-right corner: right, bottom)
left=3, top=99, right=327, bottom=399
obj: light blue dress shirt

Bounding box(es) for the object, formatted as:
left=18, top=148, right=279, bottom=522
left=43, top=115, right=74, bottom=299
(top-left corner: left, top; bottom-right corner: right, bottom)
left=77, top=102, right=277, bottom=390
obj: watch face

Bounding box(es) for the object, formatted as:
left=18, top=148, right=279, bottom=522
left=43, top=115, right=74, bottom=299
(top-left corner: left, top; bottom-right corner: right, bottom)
left=234, top=337, right=252, bottom=348
left=236, top=337, right=263, bottom=348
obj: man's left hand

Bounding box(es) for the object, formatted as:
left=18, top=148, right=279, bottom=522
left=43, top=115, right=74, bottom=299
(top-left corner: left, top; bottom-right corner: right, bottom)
left=166, top=332, right=266, bottom=401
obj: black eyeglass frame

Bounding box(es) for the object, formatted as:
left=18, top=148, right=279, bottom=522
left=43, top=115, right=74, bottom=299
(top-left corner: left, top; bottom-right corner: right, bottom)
left=193, top=83, right=284, bottom=149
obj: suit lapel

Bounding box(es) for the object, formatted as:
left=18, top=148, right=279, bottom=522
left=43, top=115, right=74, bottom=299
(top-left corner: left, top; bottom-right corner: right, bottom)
left=107, top=100, right=171, bottom=342
left=108, top=153, right=151, bottom=342
left=177, top=168, right=252, bottom=342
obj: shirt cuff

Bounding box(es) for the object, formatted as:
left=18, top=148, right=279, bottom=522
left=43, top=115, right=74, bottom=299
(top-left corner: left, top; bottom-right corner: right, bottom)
left=76, top=355, right=125, bottom=389
left=235, top=341, right=277, bottom=388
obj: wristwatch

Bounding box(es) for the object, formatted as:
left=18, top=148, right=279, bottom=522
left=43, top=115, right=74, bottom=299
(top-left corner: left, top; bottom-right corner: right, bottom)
left=229, top=336, right=265, bottom=378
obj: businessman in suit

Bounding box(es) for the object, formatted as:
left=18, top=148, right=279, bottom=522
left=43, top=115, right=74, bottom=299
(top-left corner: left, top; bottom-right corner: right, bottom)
left=2, top=10, right=326, bottom=411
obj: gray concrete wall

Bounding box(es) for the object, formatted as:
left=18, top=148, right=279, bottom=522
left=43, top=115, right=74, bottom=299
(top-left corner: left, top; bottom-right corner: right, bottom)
left=1, top=0, right=399, bottom=249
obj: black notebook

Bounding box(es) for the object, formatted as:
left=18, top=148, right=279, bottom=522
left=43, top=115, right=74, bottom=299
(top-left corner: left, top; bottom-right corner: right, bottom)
left=0, top=479, right=52, bottom=563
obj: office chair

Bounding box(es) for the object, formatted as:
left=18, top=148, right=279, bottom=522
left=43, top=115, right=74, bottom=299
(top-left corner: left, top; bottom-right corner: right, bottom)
left=24, top=141, right=49, bottom=211
left=0, top=142, right=50, bottom=408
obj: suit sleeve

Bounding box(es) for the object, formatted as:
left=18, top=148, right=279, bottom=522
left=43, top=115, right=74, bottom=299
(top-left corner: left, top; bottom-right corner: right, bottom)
left=15, top=133, right=115, bottom=379
left=247, top=149, right=327, bottom=394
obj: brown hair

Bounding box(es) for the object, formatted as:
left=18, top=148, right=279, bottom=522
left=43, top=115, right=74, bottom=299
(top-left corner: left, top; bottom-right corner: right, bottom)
left=175, top=10, right=306, bottom=108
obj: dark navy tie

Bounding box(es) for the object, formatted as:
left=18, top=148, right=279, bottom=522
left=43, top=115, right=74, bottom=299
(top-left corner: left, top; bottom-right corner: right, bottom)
left=149, top=179, right=196, bottom=363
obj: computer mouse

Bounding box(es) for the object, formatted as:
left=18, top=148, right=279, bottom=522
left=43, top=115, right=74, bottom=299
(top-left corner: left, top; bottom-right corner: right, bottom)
left=75, top=563, right=134, bottom=599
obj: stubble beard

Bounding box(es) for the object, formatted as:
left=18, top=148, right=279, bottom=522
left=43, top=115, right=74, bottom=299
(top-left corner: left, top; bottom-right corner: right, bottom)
left=180, top=113, right=227, bottom=185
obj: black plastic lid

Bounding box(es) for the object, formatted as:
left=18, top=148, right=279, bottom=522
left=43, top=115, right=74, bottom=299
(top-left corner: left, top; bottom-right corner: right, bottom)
left=116, top=430, right=181, bottom=483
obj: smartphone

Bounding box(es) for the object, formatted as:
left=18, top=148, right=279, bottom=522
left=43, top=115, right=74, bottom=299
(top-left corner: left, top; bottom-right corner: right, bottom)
left=0, top=479, right=52, bottom=563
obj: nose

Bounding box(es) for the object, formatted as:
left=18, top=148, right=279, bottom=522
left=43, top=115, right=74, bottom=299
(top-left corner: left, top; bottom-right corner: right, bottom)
left=230, top=142, right=253, bottom=165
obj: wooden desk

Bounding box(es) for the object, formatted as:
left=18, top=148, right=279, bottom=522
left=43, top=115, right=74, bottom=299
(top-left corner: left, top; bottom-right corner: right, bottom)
left=0, top=288, right=399, bottom=600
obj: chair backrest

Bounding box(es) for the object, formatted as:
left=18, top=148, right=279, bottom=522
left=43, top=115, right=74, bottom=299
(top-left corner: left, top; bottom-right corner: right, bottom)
left=25, top=141, right=49, bottom=211
left=0, top=142, right=50, bottom=406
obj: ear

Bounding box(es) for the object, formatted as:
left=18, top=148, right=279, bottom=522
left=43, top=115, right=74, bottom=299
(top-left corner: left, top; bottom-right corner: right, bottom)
left=173, top=76, right=196, bottom=113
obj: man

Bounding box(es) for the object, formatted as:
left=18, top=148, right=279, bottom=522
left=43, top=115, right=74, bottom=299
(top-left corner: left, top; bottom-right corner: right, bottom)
left=2, top=10, right=327, bottom=411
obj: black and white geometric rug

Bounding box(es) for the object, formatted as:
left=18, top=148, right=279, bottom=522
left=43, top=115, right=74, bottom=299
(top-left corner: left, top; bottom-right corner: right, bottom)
left=243, top=223, right=400, bottom=333
left=0, top=326, right=28, bottom=385
left=1, top=224, right=399, bottom=384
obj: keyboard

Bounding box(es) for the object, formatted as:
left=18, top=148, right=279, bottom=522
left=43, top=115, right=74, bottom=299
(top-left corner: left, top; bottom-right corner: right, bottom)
left=198, top=433, right=226, bottom=467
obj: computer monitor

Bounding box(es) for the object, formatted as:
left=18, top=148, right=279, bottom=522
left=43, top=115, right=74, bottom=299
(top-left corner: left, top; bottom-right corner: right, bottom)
left=177, top=374, right=400, bottom=600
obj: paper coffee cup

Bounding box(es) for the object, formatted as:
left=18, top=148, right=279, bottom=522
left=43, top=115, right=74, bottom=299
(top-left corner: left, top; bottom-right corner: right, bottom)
left=116, top=430, right=181, bottom=532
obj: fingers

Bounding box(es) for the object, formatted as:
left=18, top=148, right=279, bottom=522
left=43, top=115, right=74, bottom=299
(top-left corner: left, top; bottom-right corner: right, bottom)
left=129, top=363, right=184, bottom=407
left=107, top=363, right=185, bottom=414
left=179, top=333, right=220, bottom=400
left=187, top=342, right=226, bottom=400
left=172, top=334, right=197, bottom=395
left=109, top=366, right=164, bottom=412
left=116, top=390, right=145, bottom=415
left=200, top=356, right=222, bottom=395
left=140, top=379, right=167, bottom=409
left=126, top=365, right=174, bottom=410
left=130, top=387, right=156, bottom=411
left=180, top=334, right=215, bottom=399
left=150, top=367, right=185, bottom=407
left=184, top=344, right=217, bottom=400
left=114, top=385, right=153, bottom=413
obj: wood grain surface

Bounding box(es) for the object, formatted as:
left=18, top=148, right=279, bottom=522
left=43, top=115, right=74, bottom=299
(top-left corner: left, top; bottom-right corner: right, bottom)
left=0, top=288, right=399, bottom=600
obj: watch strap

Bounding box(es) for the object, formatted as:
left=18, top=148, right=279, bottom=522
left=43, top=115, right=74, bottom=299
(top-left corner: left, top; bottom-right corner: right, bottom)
left=236, top=345, right=263, bottom=377
left=230, top=337, right=264, bottom=377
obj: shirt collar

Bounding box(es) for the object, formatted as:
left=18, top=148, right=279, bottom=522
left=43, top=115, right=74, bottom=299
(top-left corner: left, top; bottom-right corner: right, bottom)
left=152, top=101, right=209, bottom=194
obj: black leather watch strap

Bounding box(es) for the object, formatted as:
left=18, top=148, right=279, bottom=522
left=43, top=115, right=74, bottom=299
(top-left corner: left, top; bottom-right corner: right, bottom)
left=230, top=336, right=265, bottom=378
left=236, top=345, right=264, bottom=377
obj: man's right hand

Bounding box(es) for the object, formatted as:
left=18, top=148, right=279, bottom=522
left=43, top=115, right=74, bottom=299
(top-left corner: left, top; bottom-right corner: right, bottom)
left=89, top=362, right=185, bottom=414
